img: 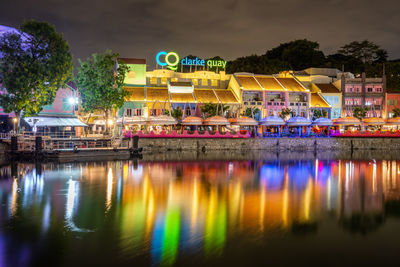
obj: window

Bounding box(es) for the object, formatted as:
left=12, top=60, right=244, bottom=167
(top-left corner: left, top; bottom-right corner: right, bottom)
left=367, top=87, right=373, bottom=92
left=161, top=77, right=168, bottom=85
left=192, top=79, right=198, bottom=86
left=211, top=79, right=218, bottom=87
left=201, top=79, right=209, bottom=86
left=150, top=77, right=157, bottom=84
left=333, top=96, right=339, bottom=105
left=126, top=109, right=133, bottom=116
left=62, top=98, right=72, bottom=111
left=134, top=109, right=142, bottom=116
left=42, top=103, right=54, bottom=110
left=185, top=107, right=191, bottom=116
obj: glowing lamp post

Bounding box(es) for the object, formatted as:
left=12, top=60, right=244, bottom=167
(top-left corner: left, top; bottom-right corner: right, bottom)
left=13, top=117, right=17, bottom=134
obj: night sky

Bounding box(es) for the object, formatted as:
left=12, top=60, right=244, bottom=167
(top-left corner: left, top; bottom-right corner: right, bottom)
left=1, top=0, right=400, bottom=69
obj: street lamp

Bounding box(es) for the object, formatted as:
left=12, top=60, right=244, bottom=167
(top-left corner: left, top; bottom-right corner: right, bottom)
left=13, top=117, right=17, bottom=134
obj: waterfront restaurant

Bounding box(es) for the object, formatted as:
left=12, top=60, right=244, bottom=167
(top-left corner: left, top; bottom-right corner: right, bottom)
left=228, top=72, right=313, bottom=120
left=120, top=66, right=240, bottom=119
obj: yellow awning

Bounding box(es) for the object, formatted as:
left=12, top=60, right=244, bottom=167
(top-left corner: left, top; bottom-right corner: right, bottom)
left=146, top=87, right=169, bottom=102
left=214, top=90, right=239, bottom=104
left=194, top=89, right=219, bottom=103
left=236, top=76, right=263, bottom=91
left=276, top=78, right=307, bottom=92
left=255, top=76, right=285, bottom=91
left=311, top=93, right=330, bottom=108
left=170, top=93, right=195, bottom=103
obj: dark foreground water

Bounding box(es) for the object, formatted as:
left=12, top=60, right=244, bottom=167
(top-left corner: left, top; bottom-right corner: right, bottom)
left=1, top=154, right=400, bottom=266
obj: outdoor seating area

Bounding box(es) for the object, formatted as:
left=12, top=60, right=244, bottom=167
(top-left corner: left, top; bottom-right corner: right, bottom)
left=116, top=114, right=400, bottom=139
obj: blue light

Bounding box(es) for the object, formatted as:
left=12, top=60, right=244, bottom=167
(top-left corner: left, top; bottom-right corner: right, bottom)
left=156, top=51, right=168, bottom=66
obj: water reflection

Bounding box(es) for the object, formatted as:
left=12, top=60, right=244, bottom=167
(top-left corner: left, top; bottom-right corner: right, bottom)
left=0, top=158, right=400, bottom=266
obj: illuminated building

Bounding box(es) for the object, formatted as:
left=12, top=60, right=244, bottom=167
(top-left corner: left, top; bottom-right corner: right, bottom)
left=385, top=89, right=400, bottom=118
left=341, top=72, right=386, bottom=118
left=228, top=72, right=312, bottom=120
left=119, top=58, right=240, bottom=118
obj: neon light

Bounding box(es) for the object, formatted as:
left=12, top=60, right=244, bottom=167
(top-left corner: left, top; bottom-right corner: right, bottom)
left=156, top=51, right=227, bottom=70
left=156, top=51, right=168, bottom=66
left=156, top=51, right=180, bottom=71
left=207, top=60, right=227, bottom=69
left=165, top=52, right=179, bottom=66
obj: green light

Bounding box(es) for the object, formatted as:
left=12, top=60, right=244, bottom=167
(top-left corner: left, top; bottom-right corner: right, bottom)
left=165, top=52, right=179, bottom=66
left=161, top=208, right=180, bottom=266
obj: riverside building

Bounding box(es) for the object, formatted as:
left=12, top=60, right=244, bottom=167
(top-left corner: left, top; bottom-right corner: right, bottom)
left=228, top=72, right=313, bottom=120
left=341, top=72, right=386, bottom=118
left=119, top=57, right=240, bottom=118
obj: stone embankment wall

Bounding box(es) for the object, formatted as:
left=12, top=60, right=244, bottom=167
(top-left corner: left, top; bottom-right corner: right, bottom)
left=123, top=138, right=400, bottom=152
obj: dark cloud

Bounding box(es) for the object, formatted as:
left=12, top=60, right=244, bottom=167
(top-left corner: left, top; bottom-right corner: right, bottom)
left=1, top=0, right=400, bottom=69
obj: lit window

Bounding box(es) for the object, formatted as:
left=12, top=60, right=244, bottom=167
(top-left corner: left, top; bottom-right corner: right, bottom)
left=150, top=77, right=157, bottom=84
left=333, top=96, right=339, bottom=104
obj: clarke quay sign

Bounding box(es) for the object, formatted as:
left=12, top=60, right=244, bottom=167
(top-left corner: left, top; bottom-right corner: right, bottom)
left=156, top=51, right=226, bottom=71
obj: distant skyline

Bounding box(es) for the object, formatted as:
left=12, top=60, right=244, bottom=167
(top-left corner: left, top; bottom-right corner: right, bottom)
left=1, top=0, right=400, bottom=69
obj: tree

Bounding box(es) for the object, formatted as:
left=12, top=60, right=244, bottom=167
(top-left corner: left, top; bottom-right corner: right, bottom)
left=200, top=103, right=229, bottom=118
left=244, top=107, right=260, bottom=118
left=165, top=108, right=183, bottom=120
left=0, top=20, right=73, bottom=132
left=279, top=108, right=292, bottom=119
left=75, top=51, right=129, bottom=134
left=312, top=109, right=328, bottom=120
left=265, top=39, right=326, bottom=70
left=227, top=39, right=325, bottom=74
left=353, top=107, right=368, bottom=120
left=338, top=40, right=387, bottom=65
left=392, top=108, right=400, bottom=118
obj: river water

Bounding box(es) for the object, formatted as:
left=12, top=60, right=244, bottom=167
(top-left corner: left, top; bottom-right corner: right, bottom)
left=1, top=153, right=400, bottom=266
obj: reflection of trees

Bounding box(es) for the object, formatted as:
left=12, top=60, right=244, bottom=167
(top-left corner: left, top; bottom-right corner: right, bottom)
left=339, top=214, right=385, bottom=235
left=290, top=221, right=318, bottom=235
left=385, top=200, right=400, bottom=217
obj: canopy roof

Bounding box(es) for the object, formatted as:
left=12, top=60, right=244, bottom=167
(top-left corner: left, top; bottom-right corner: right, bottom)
left=286, top=116, right=312, bottom=126
left=311, top=93, right=331, bottom=108
left=362, top=117, right=385, bottom=125
left=203, top=116, right=229, bottom=125
left=148, top=115, right=177, bottom=125
left=259, top=116, right=286, bottom=126
left=228, top=117, right=258, bottom=126
left=116, top=116, right=148, bottom=125
left=24, top=117, right=87, bottom=127
left=333, top=117, right=361, bottom=125
left=181, top=116, right=203, bottom=125
left=234, top=74, right=308, bottom=92
left=386, top=117, right=400, bottom=125
left=312, top=117, right=333, bottom=126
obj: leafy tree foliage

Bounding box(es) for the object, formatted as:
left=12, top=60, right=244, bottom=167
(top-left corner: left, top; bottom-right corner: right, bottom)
left=227, top=39, right=325, bottom=74
left=244, top=107, right=260, bottom=118
left=338, top=40, right=387, bottom=64
left=392, top=108, right=400, bottom=118
left=0, top=20, right=73, bottom=131
left=279, top=108, right=293, bottom=119
left=165, top=107, right=183, bottom=120
left=75, top=50, right=129, bottom=134
left=312, top=109, right=328, bottom=120
left=200, top=103, right=229, bottom=118
left=353, top=107, right=368, bottom=120
left=265, top=39, right=326, bottom=70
